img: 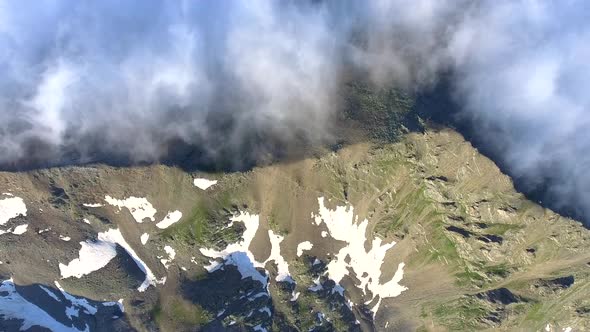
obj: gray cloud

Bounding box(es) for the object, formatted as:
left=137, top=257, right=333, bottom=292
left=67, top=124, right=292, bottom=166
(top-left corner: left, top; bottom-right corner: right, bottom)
left=0, top=1, right=347, bottom=169
left=1, top=1, right=589, bottom=221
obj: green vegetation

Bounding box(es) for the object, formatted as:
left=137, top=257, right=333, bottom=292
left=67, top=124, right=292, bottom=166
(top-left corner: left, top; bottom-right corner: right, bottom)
left=162, top=189, right=242, bottom=248
left=265, top=258, right=357, bottom=331
left=483, top=263, right=511, bottom=278
left=523, top=302, right=546, bottom=322
left=171, top=300, right=212, bottom=326
left=455, top=266, right=485, bottom=287
left=151, top=302, right=163, bottom=322
left=344, top=82, right=420, bottom=142
left=433, top=299, right=489, bottom=330
left=484, top=222, right=524, bottom=235
left=152, top=299, right=213, bottom=330
left=163, top=200, right=210, bottom=244
left=267, top=212, right=289, bottom=236
left=430, top=225, right=460, bottom=263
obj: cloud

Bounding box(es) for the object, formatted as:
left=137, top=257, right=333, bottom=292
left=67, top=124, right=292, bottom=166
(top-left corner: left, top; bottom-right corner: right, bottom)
left=0, top=1, right=589, bottom=222
left=447, top=1, right=590, bottom=221
left=0, top=1, right=345, bottom=169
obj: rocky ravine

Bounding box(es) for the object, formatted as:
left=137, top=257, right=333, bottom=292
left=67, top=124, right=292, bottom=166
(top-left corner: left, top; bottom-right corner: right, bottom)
left=0, top=128, right=589, bottom=331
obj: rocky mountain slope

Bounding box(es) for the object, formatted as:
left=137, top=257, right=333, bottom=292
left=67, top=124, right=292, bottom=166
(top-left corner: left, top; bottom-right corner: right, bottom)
left=1, top=126, right=589, bottom=331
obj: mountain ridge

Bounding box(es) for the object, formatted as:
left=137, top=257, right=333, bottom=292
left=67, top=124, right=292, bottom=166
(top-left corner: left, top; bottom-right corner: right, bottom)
left=0, top=127, right=588, bottom=331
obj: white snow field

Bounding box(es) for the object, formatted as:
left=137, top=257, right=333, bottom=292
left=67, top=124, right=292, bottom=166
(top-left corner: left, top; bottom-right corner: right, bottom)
left=156, top=210, right=182, bottom=229
left=193, top=178, right=217, bottom=190
left=0, top=195, right=27, bottom=225
left=312, top=197, right=407, bottom=316
left=59, top=228, right=164, bottom=291
left=104, top=195, right=157, bottom=223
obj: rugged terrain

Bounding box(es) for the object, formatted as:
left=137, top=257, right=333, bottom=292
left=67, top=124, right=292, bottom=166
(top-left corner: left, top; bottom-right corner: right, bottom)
left=0, top=85, right=588, bottom=332
left=0, top=126, right=589, bottom=331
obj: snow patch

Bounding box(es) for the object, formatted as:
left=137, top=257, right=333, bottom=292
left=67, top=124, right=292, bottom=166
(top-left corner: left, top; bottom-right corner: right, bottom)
left=82, top=218, right=91, bottom=224
left=83, top=203, right=103, bottom=208
left=253, top=324, right=268, bottom=332
left=312, top=197, right=407, bottom=317
left=0, top=196, right=27, bottom=225
left=193, top=178, right=217, bottom=190
left=55, top=281, right=98, bottom=317
left=266, top=230, right=293, bottom=283
left=258, top=307, right=272, bottom=317
left=249, top=292, right=269, bottom=300
left=39, top=285, right=61, bottom=302
left=12, top=224, right=28, bottom=235
left=160, top=245, right=176, bottom=269
left=104, top=299, right=125, bottom=313
left=59, top=228, right=163, bottom=291
left=200, top=212, right=295, bottom=286
left=296, top=241, right=313, bottom=257
left=60, top=235, right=71, bottom=241
left=98, top=228, right=164, bottom=291
left=104, top=195, right=156, bottom=223
left=200, top=212, right=267, bottom=284
left=59, top=239, right=118, bottom=279
left=316, top=312, right=326, bottom=323
left=0, top=279, right=88, bottom=332
left=140, top=233, right=149, bottom=245
left=156, top=210, right=182, bottom=229
left=0, top=223, right=28, bottom=235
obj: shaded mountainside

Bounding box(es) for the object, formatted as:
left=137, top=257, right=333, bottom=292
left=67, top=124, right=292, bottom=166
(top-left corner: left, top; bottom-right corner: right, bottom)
left=0, top=128, right=589, bottom=331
